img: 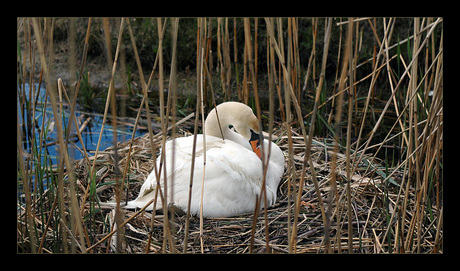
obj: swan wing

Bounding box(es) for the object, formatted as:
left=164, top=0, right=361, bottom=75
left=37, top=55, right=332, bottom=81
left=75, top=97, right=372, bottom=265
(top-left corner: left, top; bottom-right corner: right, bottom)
left=125, top=135, right=284, bottom=218
left=127, top=135, right=264, bottom=217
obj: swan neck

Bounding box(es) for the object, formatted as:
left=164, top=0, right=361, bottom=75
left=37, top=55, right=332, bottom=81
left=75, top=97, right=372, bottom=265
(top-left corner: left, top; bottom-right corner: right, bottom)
left=205, top=110, right=250, bottom=148
left=204, top=111, right=225, bottom=139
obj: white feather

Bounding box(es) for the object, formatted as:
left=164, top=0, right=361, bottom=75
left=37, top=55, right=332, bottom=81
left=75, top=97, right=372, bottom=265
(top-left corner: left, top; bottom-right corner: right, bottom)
left=118, top=102, right=285, bottom=218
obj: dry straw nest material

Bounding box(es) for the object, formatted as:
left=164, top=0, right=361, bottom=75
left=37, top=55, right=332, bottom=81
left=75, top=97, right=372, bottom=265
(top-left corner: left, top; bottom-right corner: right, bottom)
left=17, top=17, right=443, bottom=254
left=73, top=116, right=439, bottom=254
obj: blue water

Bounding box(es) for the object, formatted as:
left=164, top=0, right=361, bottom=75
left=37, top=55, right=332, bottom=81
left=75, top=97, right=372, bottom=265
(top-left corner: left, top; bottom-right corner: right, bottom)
left=18, top=83, right=146, bottom=167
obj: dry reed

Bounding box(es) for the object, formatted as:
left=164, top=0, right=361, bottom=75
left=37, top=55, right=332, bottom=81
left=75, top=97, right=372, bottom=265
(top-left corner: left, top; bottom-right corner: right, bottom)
left=17, top=17, right=442, bottom=253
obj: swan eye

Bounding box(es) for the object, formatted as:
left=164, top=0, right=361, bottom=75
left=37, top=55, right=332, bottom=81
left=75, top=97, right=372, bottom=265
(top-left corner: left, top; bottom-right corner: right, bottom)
left=228, top=124, right=235, bottom=132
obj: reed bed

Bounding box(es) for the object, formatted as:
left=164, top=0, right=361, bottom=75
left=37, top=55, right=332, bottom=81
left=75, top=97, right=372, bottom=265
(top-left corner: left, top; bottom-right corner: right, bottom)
left=17, top=17, right=443, bottom=253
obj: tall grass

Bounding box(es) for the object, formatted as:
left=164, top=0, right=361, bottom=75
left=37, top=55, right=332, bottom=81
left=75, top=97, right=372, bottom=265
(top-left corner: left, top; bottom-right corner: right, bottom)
left=17, top=17, right=442, bottom=253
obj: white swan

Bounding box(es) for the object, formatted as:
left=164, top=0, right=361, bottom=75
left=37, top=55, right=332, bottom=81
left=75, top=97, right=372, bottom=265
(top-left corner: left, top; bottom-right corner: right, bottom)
left=124, top=102, right=285, bottom=218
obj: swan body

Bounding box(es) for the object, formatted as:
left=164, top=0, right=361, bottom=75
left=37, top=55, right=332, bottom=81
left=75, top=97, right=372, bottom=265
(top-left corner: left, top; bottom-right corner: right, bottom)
left=123, top=102, right=284, bottom=218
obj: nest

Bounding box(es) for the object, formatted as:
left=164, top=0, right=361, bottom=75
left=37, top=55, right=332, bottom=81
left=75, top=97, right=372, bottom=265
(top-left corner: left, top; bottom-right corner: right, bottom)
left=73, top=112, right=436, bottom=254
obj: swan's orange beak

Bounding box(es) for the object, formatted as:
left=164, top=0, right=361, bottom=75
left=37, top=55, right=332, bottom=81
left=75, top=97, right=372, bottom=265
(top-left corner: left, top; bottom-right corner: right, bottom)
left=249, top=130, right=262, bottom=159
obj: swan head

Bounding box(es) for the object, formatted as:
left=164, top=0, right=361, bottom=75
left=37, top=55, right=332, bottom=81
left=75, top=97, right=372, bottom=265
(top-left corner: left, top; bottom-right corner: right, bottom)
left=205, top=102, right=262, bottom=159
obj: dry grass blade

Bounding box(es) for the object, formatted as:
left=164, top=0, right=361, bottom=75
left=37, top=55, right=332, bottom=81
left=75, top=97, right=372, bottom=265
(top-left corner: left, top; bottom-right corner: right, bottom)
left=17, top=17, right=442, bottom=254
